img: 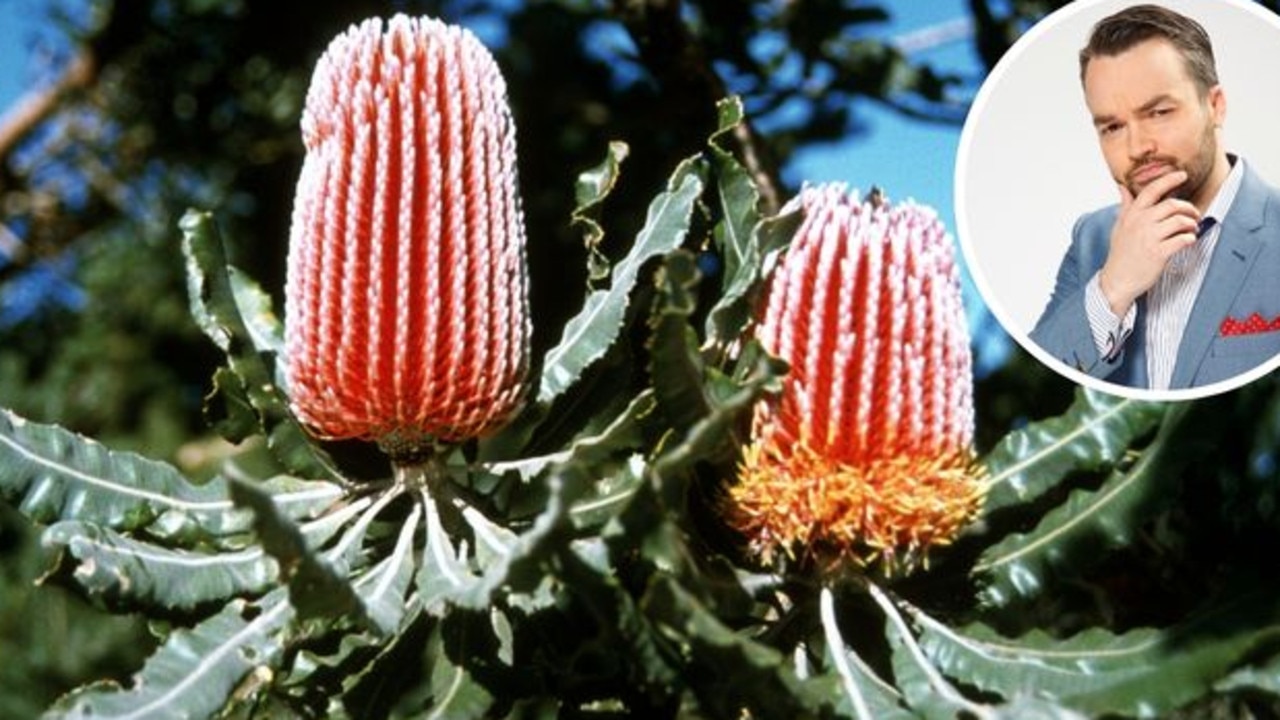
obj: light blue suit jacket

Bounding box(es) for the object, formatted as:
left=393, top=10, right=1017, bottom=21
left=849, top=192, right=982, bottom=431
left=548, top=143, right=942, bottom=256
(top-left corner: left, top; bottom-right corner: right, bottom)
left=1030, top=162, right=1280, bottom=389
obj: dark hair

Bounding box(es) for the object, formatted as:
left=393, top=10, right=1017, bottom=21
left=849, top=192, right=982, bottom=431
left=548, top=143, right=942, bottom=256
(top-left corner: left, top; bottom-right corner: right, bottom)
left=1079, top=4, right=1218, bottom=95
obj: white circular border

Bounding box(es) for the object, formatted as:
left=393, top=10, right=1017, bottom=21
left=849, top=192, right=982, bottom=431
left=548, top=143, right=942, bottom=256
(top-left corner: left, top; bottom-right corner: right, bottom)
left=955, top=0, right=1280, bottom=401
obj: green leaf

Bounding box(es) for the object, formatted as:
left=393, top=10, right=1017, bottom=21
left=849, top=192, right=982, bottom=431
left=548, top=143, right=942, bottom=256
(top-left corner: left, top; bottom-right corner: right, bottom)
left=537, top=157, right=706, bottom=404
left=909, top=589, right=1280, bottom=717
left=417, top=487, right=476, bottom=617
left=228, top=265, right=284, bottom=357
left=981, top=387, right=1167, bottom=516
left=703, top=96, right=802, bottom=352
left=229, top=477, right=368, bottom=622
left=203, top=367, right=259, bottom=444
left=820, top=587, right=915, bottom=720
left=975, top=405, right=1193, bottom=607
left=47, top=588, right=294, bottom=720
left=648, top=250, right=716, bottom=441
left=42, top=497, right=371, bottom=611
left=867, top=582, right=988, bottom=720
left=423, top=617, right=495, bottom=720
left=650, top=345, right=786, bottom=506
left=568, top=453, right=645, bottom=530
left=706, top=97, right=759, bottom=290
left=644, top=576, right=836, bottom=718
left=484, top=390, right=654, bottom=536
left=483, top=390, right=656, bottom=485
left=353, top=503, right=421, bottom=636
left=551, top=546, right=683, bottom=698
left=416, top=462, right=583, bottom=615
left=331, top=613, right=433, bottom=718
left=1215, top=654, right=1280, bottom=695
left=179, top=209, right=339, bottom=481
left=573, top=141, right=630, bottom=285
left=41, top=521, right=276, bottom=610
left=0, top=409, right=341, bottom=540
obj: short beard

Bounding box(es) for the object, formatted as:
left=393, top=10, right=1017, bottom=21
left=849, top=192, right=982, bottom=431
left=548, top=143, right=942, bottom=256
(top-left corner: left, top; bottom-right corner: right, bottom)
left=1123, top=118, right=1217, bottom=202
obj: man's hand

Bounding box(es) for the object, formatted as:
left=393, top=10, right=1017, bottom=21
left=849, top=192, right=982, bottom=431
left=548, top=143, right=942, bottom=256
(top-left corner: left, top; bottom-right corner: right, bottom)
left=1098, top=170, right=1201, bottom=317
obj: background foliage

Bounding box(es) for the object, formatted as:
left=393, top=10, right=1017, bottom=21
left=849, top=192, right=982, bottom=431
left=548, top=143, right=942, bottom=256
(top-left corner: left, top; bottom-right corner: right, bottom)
left=3, top=1, right=1280, bottom=718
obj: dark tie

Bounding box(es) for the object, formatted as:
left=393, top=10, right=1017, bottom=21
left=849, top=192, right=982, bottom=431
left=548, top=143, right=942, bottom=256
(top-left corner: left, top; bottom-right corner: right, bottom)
left=1197, top=217, right=1217, bottom=238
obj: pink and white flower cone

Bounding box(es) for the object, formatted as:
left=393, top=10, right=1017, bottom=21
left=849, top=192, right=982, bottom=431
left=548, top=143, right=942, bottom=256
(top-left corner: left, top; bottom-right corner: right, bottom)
left=727, top=184, right=985, bottom=574
left=284, top=15, right=531, bottom=459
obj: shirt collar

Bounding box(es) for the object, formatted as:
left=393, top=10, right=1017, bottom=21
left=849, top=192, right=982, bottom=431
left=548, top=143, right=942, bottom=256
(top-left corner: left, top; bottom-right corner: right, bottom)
left=1203, top=153, right=1245, bottom=227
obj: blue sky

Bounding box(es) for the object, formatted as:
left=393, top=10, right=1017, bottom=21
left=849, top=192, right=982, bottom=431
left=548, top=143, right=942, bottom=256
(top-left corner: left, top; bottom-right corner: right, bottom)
left=788, top=1, right=980, bottom=233
left=0, top=1, right=41, bottom=104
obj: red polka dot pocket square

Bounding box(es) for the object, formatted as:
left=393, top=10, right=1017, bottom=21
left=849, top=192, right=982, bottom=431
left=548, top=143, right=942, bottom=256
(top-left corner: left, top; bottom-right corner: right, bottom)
left=1220, top=313, right=1280, bottom=337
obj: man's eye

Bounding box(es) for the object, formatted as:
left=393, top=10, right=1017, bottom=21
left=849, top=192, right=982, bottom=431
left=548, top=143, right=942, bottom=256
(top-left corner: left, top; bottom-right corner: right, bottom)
left=1099, top=123, right=1120, bottom=136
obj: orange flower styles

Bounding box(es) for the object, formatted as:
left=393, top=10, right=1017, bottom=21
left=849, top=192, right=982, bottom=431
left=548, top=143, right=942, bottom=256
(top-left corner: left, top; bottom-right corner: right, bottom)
left=728, top=184, right=984, bottom=573
left=284, top=16, right=530, bottom=456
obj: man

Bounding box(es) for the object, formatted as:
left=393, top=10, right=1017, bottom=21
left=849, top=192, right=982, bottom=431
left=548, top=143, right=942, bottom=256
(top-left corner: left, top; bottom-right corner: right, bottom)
left=1031, top=3, right=1280, bottom=390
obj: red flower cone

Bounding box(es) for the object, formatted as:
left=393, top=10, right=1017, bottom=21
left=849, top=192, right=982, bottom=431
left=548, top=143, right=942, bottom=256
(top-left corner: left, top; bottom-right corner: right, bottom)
left=284, top=15, right=530, bottom=457
left=727, top=184, right=984, bottom=573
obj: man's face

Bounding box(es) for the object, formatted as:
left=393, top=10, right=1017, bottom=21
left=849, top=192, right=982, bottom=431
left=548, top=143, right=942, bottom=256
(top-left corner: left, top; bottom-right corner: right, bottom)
left=1083, top=38, right=1225, bottom=204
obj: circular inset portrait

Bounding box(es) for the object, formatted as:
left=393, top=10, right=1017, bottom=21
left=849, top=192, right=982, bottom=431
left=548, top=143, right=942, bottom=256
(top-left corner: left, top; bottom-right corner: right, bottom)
left=956, top=0, right=1280, bottom=400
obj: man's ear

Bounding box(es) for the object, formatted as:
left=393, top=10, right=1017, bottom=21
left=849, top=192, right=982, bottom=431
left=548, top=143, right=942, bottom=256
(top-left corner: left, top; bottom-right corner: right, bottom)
left=1208, top=84, right=1227, bottom=127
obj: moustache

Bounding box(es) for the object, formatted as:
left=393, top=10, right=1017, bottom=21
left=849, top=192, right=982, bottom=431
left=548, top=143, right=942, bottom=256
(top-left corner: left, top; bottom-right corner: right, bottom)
left=1125, top=156, right=1181, bottom=187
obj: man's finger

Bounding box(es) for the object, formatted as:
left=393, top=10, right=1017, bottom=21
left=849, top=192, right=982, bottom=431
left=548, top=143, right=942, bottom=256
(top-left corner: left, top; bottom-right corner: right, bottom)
left=1151, top=197, right=1202, bottom=224
left=1156, top=231, right=1198, bottom=258
left=1133, top=169, right=1188, bottom=206
left=1155, top=212, right=1201, bottom=239
left=1117, top=181, right=1135, bottom=208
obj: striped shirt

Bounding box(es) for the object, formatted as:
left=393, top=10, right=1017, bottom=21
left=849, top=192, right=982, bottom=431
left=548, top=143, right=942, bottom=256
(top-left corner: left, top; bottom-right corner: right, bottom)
left=1085, top=156, right=1246, bottom=389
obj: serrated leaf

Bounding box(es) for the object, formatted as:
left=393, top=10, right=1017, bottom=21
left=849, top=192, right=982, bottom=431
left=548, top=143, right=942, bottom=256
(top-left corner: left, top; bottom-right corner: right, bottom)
left=47, top=588, right=294, bottom=720
left=229, top=477, right=365, bottom=622
left=573, top=141, right=629, bottom=285
left=423, top=618, right=495, bottom=720
left=598, top=346, right=783, bottom=603
left=650, top=347, right=786, bottom=505
left=981, top=387, right=1167, bottom=516
left=416, top=462, right=583, bottom=615
left=909, top=589, right=1280, bottom=717
left=1215, top=654, right=1280, bottom=695
left=537, top=157, right=706, bottom=404
left=334, top=613, right=433, bottom=718
left=483, top=390, right=656, bottom=485
left=644, top=576, right=836, bottom=718
left=868, top=582, right=988, bottom=720
left=179, top=210, right=339, bottom=481
left=706, top=96, right=759, bottom=287
left=703, top=95, right=800, bottom=352
left=417, top=488, right=473, bottom=616
left=42, top=520, right=278, bottom=611
left=228, top=265, right=284, bottom=357
left=485, top=390, right=654, bottom=535
left=975, top=405, right=1192, bottom=607
left=553, top=546, right=682, bottom=696
left=39, top=497, right=367, bottom=611
left=820, top=587, right=915, bottom=720
left=569, top=453, right=645, bottom=530
left=353, top=503, right=421, bottom=635
left=648, top=250, right=716, bottom=440
left=0, top=409, right=341, bottom=541
left=203, top=367, right=259, bottom=444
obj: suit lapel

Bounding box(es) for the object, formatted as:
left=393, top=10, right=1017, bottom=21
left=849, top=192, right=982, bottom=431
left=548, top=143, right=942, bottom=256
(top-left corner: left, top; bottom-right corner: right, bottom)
left=1170, top=165, right=1270, bottom=388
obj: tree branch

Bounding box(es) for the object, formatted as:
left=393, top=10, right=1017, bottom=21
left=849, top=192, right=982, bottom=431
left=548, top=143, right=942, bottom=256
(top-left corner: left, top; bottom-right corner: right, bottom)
left=612, top=0, right=783, bottom=215
left=0, top=49, right=95, bottom=165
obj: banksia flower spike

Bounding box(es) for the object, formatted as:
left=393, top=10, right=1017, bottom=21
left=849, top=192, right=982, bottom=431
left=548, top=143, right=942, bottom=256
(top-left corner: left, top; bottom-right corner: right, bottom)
left=284, top=15, right=530, bottom=459
left=726, top=184, right=984, bottom=574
